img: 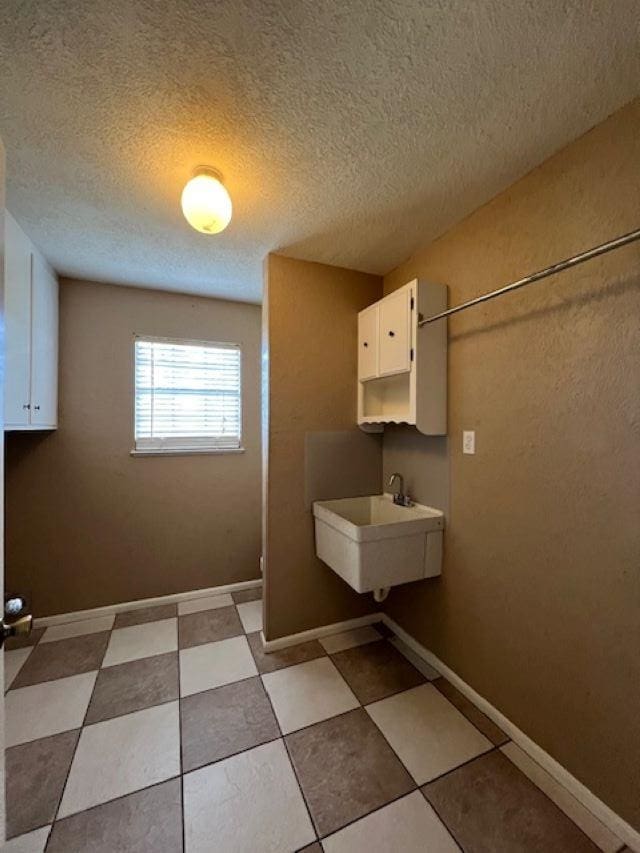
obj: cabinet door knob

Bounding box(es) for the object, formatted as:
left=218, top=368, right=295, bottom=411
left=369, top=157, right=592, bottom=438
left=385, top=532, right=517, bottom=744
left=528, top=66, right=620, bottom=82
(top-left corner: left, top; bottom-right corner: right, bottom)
left=363, top=341, right=368, bottom=347
left=34, top=405, right=40, bottom=411
left=22, top=403, right=30, bottom=410
left=388, top=330, right=395, bottom=337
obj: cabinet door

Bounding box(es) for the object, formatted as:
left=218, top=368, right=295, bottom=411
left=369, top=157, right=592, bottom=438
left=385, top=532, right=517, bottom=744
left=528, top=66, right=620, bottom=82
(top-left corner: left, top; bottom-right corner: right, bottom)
left=4, top=213, right=32, bottom=426
left=378, top=289, right=411, bottom=376
left=358, top=305, right=378, bottom=381
left=30, top=254, right=59, bottom=427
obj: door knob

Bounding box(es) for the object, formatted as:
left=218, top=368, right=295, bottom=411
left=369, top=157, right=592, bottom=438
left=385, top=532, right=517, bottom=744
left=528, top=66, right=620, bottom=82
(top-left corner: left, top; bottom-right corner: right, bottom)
left=2, top=595, right=33, bottom=647
left=1, top=614, right=33, bottom=646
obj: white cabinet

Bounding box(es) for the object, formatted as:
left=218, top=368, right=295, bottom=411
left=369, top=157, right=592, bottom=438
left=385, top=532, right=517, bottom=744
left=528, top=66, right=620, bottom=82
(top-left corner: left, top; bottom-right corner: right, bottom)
left=4, top=213, right=33, bottom=425
left=357, top=304, right=379, bottom=381
left=4, top=211, right=58, bottom=430
left=378, top=288, right=411, bottom=377
left=30, top=253, right=59, bottom=427
left=357, top=279, right=448, bottom=436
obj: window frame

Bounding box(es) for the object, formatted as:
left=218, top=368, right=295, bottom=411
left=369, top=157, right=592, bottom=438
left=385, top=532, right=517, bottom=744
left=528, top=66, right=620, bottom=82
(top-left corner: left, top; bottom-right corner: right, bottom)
left=131, top=334, right=244, bottom=457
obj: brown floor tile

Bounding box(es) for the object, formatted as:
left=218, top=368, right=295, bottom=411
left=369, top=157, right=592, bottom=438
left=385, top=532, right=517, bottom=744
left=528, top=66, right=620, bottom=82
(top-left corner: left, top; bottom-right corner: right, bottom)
left=423, top=750, right=600, bottom=853
left=181, top=676, right=280, bottom=772
left=247, top=631, right=326, bottom=674
left=114, top=603, right=178, bottom=628
left=85, top=651, right=179, bottom=724
left=6, top=728, right=80, bottom=839
left=286, top=707, right=414, bottom=837
left=178, top=605, right=243, bottom=649
left=10, top=632, right=110, bottom=689
left=373, top=620, right=395, bottom=638
left=434, top=678, right=509, bottom=746
left=5, top=626, right=45, bottom=650
left=231, top=587, right=262, bottom=604
left=47, top=777, right=183, bottom=853
left=330, top=639, right=426, bottom=704
left=297, top=844, right=322, bottom=852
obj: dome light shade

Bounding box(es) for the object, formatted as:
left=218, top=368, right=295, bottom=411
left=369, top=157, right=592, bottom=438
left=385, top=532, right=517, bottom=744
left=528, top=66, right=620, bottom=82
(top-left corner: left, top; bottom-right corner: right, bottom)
left=181, top=168, right=232, bottom=234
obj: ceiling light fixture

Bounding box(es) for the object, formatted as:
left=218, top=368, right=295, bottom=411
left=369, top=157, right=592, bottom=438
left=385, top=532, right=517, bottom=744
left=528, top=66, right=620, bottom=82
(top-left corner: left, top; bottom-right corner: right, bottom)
left=181, top=167, right=232, bottom=234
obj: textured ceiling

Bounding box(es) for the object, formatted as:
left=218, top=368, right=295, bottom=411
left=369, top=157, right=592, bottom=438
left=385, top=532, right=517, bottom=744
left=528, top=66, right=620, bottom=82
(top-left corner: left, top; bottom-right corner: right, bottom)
left=1, top=1, right=639, bottom=303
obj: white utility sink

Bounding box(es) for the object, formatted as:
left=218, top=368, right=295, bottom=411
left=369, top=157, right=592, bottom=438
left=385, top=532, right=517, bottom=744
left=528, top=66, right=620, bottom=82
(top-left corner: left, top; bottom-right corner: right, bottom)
left=313, top=493, right=444, bottom=597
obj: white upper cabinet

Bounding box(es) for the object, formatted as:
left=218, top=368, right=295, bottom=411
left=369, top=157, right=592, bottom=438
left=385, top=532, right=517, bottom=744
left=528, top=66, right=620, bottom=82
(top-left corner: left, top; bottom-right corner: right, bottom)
left=357, top=279, right=448, bottom=436
left=357, top=304, right=379, bottom=381
left=30, top=253, right=59, bottom=427
left=4, top=211, right=59, bottom=430
left=4, top=213, right=33, bottom=425
left=378, top=288, right=411, bottom=377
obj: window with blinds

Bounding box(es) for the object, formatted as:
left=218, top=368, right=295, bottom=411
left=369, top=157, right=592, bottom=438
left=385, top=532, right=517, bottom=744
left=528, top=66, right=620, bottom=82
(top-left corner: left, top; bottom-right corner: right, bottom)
left=134, top=337, right=242, bottom=452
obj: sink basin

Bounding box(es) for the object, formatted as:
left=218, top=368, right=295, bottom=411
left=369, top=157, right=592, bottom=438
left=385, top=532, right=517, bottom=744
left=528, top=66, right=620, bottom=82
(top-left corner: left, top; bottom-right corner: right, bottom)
left=313, top=494, right=444, bottom=594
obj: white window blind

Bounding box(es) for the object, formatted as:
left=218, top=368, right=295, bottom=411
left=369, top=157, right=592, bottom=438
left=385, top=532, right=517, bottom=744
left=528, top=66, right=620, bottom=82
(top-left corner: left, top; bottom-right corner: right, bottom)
left=134, top=337, right=242, bottom=452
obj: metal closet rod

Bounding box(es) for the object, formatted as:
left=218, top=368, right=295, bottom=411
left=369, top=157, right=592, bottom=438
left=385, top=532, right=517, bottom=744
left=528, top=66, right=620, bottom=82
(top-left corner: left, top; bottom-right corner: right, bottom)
left=418, top=227, right=640, bottom=325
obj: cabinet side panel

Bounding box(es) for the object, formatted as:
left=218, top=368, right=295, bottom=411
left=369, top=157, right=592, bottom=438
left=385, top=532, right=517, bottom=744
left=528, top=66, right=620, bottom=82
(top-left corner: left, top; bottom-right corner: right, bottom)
left=416, top=281, right=448, bottom=435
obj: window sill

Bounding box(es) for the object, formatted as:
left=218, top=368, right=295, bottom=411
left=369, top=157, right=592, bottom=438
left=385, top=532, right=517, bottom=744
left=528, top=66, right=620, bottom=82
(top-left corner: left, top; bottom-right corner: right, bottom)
left=130, top=447, right=245, bottom=458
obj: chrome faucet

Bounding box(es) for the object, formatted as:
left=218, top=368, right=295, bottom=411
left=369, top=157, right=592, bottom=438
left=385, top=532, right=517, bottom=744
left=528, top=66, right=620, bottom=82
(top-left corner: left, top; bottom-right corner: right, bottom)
left=388, top=473, right=412, bottom=507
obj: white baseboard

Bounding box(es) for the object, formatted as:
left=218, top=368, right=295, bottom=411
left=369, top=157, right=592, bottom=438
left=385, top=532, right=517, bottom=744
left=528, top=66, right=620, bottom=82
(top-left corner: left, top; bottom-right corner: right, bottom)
left=33, top=579, right=263, bottom=628
left=382, top=614, right=639, bottom=853
left=260, top=612, right=382, bottom=652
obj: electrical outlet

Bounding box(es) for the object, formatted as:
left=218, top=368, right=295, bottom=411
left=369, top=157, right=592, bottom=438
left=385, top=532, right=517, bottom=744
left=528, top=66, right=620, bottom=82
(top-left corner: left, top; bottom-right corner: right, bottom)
left=463, top=430, right=475, bottom=454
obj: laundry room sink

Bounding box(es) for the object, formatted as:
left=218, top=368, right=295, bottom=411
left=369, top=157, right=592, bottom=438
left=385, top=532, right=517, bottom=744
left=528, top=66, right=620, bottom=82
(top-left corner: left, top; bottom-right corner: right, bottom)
left=312, top=493, right=444, bottom=595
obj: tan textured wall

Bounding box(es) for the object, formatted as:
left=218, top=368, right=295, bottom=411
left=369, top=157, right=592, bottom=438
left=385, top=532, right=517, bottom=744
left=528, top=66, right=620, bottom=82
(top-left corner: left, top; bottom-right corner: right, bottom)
left=5, top=280, right=262, bottom=617
left=264, top=254, right=382, bottom=639
left=382, top=99, right=640, bottom=828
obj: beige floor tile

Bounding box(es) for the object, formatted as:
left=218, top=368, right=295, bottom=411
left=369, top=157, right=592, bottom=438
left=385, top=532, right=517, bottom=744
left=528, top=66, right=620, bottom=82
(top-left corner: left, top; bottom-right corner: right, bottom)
left=183, top=739, right=315, bottom=852
left=236, top=599, right=263, bottom=633
left=501, top=742, right=622, bottom=852
left=58, top=701, right=180, bottom=817
left=262, top=657, right=359, bottom=734
left=3, top=825, right=51, bottom=853
left=366, top=683, right=492, bottom=784
left=102, top=618, right=177, bottom=667
left=177, top=593, right=234, bottom=615
left=320, top=625, right=382, bottom=654
left=41, top=615, right=114, bottom=643
left=322, top=790, right=459, bottom=853
left=434, top=678, right=508, bottom=745
left=6, top=671, right=97, bottom=747
left=179, top=635, right=257, bottom=697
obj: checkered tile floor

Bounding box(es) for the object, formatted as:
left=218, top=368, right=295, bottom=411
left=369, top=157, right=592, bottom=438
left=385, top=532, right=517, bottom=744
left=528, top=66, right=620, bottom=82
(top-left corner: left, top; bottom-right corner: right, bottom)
left=3, top=587, right=624, bottom=852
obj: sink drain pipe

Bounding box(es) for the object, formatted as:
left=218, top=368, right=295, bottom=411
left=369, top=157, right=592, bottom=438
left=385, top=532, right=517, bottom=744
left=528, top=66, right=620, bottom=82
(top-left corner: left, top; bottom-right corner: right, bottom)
left=373, top=587, right=390, bottom=603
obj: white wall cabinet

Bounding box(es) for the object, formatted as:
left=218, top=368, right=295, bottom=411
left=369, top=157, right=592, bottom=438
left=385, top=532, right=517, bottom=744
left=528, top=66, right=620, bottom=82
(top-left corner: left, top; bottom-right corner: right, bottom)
left=357, top=279, right=447, bottom=435
left=357, top=304, right=379, bottom=381
left=4, top=211, right=58, bottom=430
left=378, top=288, right=411, bottom=377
